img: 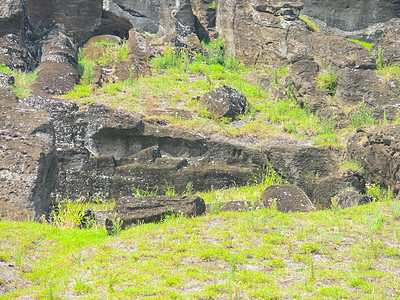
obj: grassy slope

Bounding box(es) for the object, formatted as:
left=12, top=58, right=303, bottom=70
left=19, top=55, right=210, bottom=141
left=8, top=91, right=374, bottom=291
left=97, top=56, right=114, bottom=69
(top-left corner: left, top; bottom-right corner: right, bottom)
left=1, top=200, right=400, bottom=299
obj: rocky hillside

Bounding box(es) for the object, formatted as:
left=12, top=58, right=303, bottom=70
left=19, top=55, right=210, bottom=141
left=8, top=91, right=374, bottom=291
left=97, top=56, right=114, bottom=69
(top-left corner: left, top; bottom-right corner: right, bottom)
left=1, top=0, right=400, bottom=221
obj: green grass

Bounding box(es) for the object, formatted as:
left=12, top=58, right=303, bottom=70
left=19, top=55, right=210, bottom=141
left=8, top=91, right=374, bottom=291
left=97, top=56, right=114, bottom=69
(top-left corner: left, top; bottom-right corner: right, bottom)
left=2, top=199, right=400, bottom=299
left=299, top=15, right=320, bottom=32
left=316, top=65, right=338, bottom=95
left=347, top=39, right=374, bottom=51
left=350, top=102, right=375, bottom=127
left=340, top=161, right=364, bottom=173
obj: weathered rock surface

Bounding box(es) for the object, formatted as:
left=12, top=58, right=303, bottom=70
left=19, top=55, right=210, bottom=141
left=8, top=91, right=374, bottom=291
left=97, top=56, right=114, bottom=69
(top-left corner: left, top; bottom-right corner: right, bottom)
left=371, top=25, right=400, bottom=65
left=302, top=0, right=400, bottom=32
left=106, top=195, right=206, bottom=232
left=25, top=0, right=103, bottom=45
left=217, top=0, right=400, bottom=121
left=347, top=125, right=400, bottom=193
left=103, top=0, right=198, bottom=47
left=31, top=33, right=79, bottom=96
left=0, top=0, right=24, bottom=36
left=261, top=184, right=316, bottom=213
left=201, top=85, right=247, bottom=120
left=0, top=73, right=57, bottom=220
left=265, top=145, right=366, bottom=207
left=0, top=34, right=35, bottom=71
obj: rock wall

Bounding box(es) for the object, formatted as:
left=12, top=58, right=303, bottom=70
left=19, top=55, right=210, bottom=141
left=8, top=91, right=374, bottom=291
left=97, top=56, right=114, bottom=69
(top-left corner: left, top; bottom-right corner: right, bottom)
left=302, top=0, right=400, bottom=32
left=0, top=73, right=57, bottom=220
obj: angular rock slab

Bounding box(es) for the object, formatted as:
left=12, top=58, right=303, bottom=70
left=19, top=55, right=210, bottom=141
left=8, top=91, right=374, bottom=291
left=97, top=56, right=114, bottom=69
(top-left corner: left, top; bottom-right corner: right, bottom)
left=201, top=85, right=247, bottom=120
left=106, top=195, right=206, bottom=233
left=0, top=75, right=57, bottom=220
left=261, top=185, right=316, bottom=213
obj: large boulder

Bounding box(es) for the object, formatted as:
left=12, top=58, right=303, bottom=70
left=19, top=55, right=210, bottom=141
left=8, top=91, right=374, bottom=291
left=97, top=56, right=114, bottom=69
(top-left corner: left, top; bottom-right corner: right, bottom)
left=31, top=33, right=79, bottom=96
left=261, top=185, right=316, bottom=213
left=0, top=73, right=57, bottom=221
left=106, top=195, right=206, bottom=232
left=201, top=85, right=247, bottom=120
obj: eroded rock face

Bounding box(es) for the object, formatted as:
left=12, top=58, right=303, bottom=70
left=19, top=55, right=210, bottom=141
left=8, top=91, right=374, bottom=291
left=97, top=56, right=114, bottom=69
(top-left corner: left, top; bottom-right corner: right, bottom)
left=0, top=73, right=57, bottom=220
left=261, top=184, right=316, bottom=213
left=217, top=0, right=400, bottom=121
left=25, top=0, right=103, bottom=45
left=0, top=0, right=24, bottom=36
left=265, top=145, right=366, bottom=207
left=372, top=25, right=400, bottom=65
left=347, top=125, right=400, bottom=193
left=302, top=0, right=400, bottom=32
left=103, top=0, right=198, bottom=47
left=0, top=34, right=35, bottom=71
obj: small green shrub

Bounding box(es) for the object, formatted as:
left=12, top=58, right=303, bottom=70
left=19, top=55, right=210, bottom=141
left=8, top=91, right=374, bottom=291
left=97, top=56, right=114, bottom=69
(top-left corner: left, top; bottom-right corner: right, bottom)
left=63, top=84, right=92, bottom=99
left=373, top=47, right=386, bottom=70
left=151, top=45, right=185, bottom=71
left=350, top=102, right=374, bottom=127
left=0, top=64, right=38, bottom=97
left=77, top=48, right=95, bottom=85
left=316, top=65, right=338, bottom=95
left=93, top=39, right=128, bottom=66
left=340, top=161, right=364, bottom=173
left=50, top=198, right=86, bottom=229
left=301, top=243, right=320, bottom=254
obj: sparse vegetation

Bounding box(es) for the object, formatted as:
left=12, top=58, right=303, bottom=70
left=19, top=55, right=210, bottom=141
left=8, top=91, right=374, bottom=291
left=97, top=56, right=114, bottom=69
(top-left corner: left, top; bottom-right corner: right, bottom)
left=340, top=161, right=364, bottom=173
left=0, top=63, right=37, bottom=97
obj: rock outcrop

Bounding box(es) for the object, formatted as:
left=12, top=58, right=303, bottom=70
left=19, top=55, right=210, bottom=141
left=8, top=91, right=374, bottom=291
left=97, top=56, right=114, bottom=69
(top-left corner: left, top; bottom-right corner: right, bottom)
left=266, top=145, right=365, bottom=208
left=0, top=73, right=57, bottom=220
left=302, top=0, right=400, bottom=33
left=347, top=125, right=400, bottom=193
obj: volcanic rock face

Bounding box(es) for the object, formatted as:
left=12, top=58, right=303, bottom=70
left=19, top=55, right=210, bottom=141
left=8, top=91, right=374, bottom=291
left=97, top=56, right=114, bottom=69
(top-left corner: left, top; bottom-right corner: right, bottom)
left=301, top=0, right=400, bottom=32
left=348, top=125, right=400, bottom=193
left=0, top=74, right=57, bottom=220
